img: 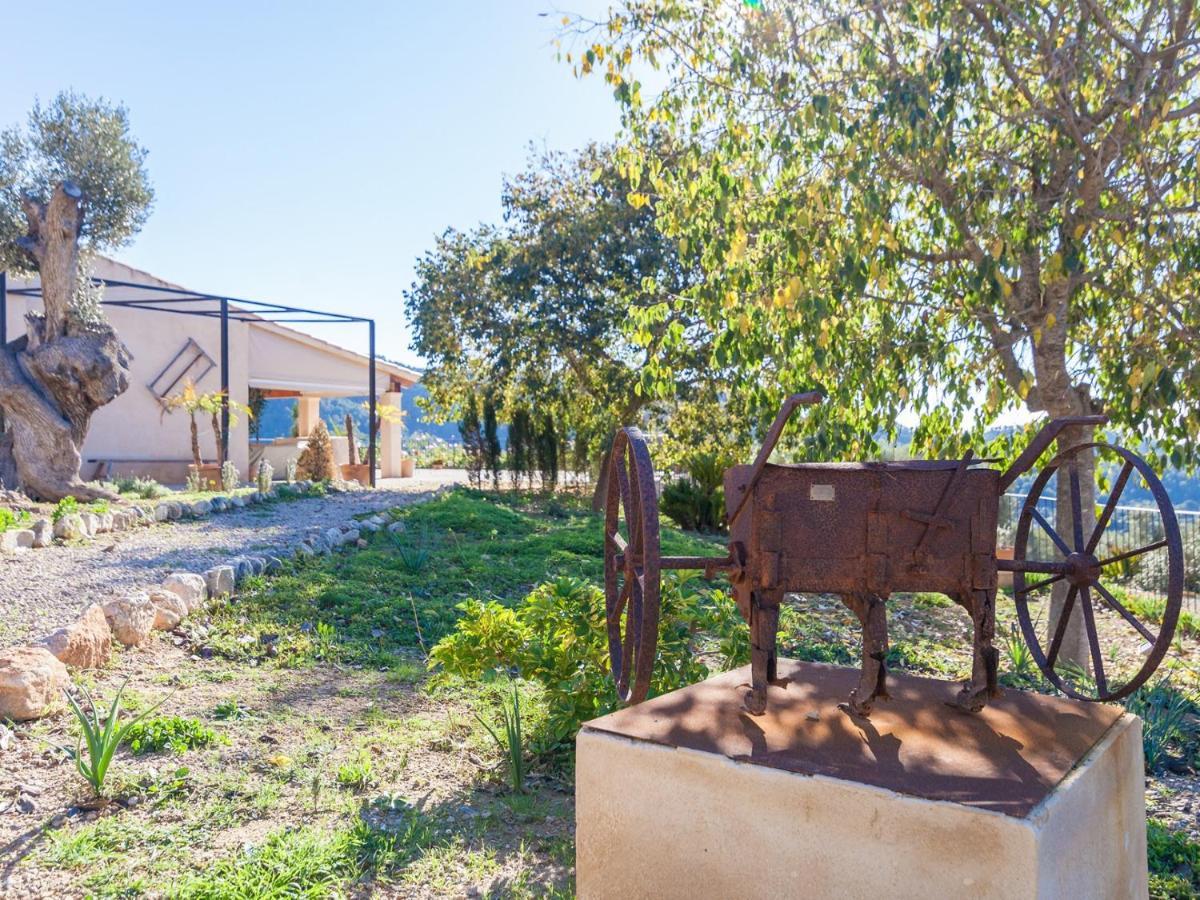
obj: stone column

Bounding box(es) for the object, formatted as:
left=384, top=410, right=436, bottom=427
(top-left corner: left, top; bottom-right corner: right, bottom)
left=380, top=391, right=404, bottom=478
left=296, top=397, right=320, bottom=437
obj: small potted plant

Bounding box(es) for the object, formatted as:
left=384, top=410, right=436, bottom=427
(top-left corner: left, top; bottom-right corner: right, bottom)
left=163, top=381, right=252, bottom=491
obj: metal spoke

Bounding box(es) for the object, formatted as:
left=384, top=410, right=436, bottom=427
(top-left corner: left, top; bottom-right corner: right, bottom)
left=1015, top=572, right=1065, bottom=595
left=1098, top=539, right=1168, bottom=569
left=1086, top=461, right=1133, bottom=554
left=1092, top=581, right=1158, bottom=645
left=1068, top=465, right=1085, bottom=551
left=1031, top=507, right=1073, bottom=557
left=1077, top=586, right=1108, bottom=696
left=1046, top=585, right=1078, bottom=669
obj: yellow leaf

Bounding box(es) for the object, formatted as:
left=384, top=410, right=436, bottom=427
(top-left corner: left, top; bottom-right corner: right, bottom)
left=1044, top=312, right=1056, bottom=329
left=1073, top=223, right=1086, bottom=240
left=627, top=192, right=650, bottom=209
left=989, top=239, right=1003, bottom=261
left=267, top=754, right=293, bottom=768
left=727, top=227, right=748, bottom=264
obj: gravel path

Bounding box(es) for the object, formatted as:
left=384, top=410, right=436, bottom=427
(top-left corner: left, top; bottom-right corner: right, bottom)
left=0, top=476, right=459, bottom=648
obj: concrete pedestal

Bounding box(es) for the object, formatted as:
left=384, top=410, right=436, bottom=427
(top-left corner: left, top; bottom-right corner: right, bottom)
left=577, top=660, right=1145, bottom=900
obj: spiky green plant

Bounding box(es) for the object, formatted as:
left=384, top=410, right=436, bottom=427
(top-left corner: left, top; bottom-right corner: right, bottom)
left=474, top=684, right=525, bottom=793
left=62, top=680, right=167, bottom=796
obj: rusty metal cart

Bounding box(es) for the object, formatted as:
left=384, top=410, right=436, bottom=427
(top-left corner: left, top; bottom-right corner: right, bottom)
left=604, top=393, right=1183, bottom=716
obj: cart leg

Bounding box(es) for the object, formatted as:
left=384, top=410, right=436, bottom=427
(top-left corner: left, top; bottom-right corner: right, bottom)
left=839, top=593, right=890, bottom=718
left=744, top=591, right=781, bottom=716
left=951, top=589, right=1000, bottom=713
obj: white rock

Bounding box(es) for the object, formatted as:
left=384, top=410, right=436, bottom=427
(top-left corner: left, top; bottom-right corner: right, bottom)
left=53, top=514, right=84, bottom=541
left=42, top=604, right=112, bottom=669
left=205, top=565, right=236, bottom=599
left=161, top=573, right=208, bottom=612
left=386, top=521, right=405, bottom=534
left=0, top=647, right=69, bottom=721
left=31, top=519, right=52, bottom=547
left=148, top=589, right=188, bottom=630
left=102, top=591, right=156, bottom=647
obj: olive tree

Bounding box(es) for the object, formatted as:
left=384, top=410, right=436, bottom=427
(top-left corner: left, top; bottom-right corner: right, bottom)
left=0, top=91, right=153, bottom=500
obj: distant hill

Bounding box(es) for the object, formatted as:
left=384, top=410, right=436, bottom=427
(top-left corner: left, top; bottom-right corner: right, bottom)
left=251, top=382, right=464, bottom=444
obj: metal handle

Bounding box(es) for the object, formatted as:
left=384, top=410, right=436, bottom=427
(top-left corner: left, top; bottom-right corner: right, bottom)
left=727, top=391, right=823, bottom=527
left=997, top=414, right=1108, bottom=492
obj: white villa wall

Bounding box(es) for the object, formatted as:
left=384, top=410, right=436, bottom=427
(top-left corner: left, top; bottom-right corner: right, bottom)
left=4, top=257, right=418, bottom=484
left=3, top=280, right=251, bottom=479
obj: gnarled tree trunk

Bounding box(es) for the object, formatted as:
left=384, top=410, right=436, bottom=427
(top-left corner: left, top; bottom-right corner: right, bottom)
left=0, top=182, right=131, bottom=501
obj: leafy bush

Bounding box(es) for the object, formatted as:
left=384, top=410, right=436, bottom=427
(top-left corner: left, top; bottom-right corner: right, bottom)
left=429, top=575, right=742, bottom=746
left=1148, top=819, right=1200, bottom=898
left=110, top=475, right=168, bottom=499
left=124, top=715, right=221, bottom=755
left=0, top=507, right=31, bottom=532
left=660, top=451, right=728, bottom=533
left=220, top=461, right=240, bottom=493
left=52, top=496, right=79, bottom=523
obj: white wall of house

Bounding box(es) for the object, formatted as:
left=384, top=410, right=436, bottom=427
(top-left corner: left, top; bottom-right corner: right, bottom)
left=3, top=257, right=418, bottom=484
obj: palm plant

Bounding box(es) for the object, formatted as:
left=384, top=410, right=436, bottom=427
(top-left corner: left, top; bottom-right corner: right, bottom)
left=162, top=380, right=252, bottom=471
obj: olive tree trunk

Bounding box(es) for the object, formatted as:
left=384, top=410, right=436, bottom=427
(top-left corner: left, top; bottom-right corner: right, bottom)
left=0, top=182, right=131, bottom=501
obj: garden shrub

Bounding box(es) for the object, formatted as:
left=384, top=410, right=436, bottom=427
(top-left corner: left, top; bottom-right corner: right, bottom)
left=660, top=450, right=729, bottom=533
left=429, top=575, right=745, bottom=747
left=124, top=716, right=221, bottom=755
left=51, top=496, right=78, bottom=523
left=0, top=507, right=31, bottom=532
left=1148, top=819, right=1200, bottom=897
left=296, top=419, right=336, bottom=482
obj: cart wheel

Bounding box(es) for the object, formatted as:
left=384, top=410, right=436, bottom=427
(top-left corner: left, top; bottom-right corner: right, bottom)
left=604, top=427, right=661, bottom=704
left=1012, top=442, right=1183, bottom=701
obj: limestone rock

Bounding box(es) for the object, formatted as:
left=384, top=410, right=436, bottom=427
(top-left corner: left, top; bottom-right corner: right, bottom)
left=53, top=513, right=84, bottom=540
left=190, top=500, right=212, bottom=517
left=148, top=589, right=188, bottom=630
left=102, top=592, right=156, bottom=647
left=31, top=519, right=52, bottom=547
left=295, top=543, right=314, bottom=558
left=166, top=502, right=183, bottom=521
left=42, top=604, right=111, bottom=669
left=264, top=556, right=283, bottom=574
left=205, top=565, right=236, bottom=599
left=0, top=647, right=69, bottom=721
left=154, top=503, right=170, bottom=522
left=161, top=573, right=208, bottom=612
left=0, top=531, right=18, bottom=553
left=97, top=513, right=114, bottom=533
left=341, top=528, right=361, bottom=545
left=387, top=521, right=406, bottom=534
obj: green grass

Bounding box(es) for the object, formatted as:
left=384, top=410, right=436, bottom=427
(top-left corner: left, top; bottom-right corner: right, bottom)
left=205, top=489, right=722, bottom=667
left=1149, top=818, right=1200, bottom=897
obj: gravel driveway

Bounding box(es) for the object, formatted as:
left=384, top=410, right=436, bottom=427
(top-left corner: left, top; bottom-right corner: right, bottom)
left=0, top=475, right=461, bottom=648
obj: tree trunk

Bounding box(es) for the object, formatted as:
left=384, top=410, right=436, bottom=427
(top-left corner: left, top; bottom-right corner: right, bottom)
left=189, top=415, right=202, bottom=469
left=211, top=411, right=224, bottom=468
left=1050, top=421, right=1096, bottom=671
left=0, top=182, right=131, bottom=501
left=345, top=413, right=359, bottom=466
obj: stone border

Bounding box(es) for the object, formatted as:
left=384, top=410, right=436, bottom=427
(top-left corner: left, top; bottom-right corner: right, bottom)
left=0, top=480, right=357, bottom=555
left=0, top=485, right=451, bottom=723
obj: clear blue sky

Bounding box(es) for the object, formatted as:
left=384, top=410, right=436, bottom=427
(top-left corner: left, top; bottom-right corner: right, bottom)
left=2, top=1, right=619, bottom=366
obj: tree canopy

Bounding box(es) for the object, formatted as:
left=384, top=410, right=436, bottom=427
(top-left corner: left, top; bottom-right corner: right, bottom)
left=568, top=0, right=1200, bottom=468
left=406, top=142, right=724, bottom=497
left=1, top=90, right=154, bottom=274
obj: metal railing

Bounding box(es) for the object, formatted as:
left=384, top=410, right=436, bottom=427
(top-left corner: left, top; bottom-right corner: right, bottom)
left=998, top=493, right=1199, bottom=602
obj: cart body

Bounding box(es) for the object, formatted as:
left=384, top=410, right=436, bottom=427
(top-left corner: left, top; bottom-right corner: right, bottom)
left=726, top=461, right=1000, bottom=598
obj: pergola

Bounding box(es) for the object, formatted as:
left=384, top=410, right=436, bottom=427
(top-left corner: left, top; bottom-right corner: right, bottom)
left=0, top=271, right=381, bottom=487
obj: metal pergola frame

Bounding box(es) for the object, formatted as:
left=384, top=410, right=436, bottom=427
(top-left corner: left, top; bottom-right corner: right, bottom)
left=0, top=271, right=379, bottom=487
